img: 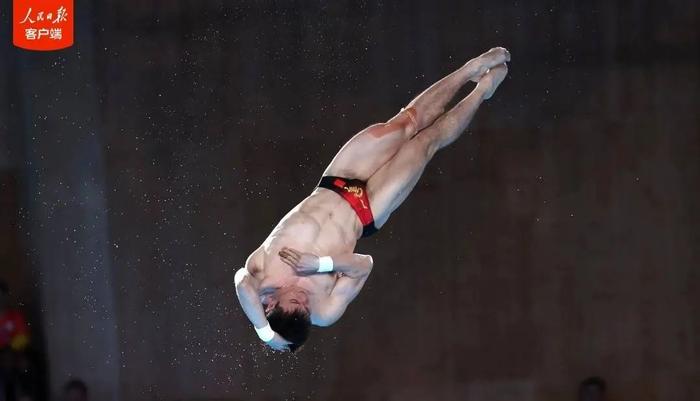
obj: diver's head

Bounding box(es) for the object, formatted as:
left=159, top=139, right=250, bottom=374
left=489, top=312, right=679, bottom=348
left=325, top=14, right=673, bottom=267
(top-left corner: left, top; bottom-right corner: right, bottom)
left=265, top=285, right=311, bottom=352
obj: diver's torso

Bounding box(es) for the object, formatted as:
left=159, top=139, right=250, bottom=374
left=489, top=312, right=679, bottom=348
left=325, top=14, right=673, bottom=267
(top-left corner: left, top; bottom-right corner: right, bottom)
left=246, top=188, right=361, bottom=307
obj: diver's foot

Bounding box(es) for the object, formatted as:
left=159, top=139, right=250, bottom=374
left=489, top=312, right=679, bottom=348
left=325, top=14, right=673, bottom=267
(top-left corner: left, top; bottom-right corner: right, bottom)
left=476, top=63, right=508, bottom=100
left=467, top=47, right=510, bottom=83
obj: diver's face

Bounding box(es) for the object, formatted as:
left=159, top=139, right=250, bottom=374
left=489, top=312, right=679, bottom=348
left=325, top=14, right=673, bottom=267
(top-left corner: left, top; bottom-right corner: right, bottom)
left=274, top=286, right=309, bottom=314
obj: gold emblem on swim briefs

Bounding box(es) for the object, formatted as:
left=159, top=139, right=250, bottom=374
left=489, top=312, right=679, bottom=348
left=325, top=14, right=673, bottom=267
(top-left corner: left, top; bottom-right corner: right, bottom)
left=344, top=185, right=368, bottom=209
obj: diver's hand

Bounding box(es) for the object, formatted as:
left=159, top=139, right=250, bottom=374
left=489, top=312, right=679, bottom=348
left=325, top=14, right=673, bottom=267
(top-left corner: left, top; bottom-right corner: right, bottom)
left=278, top=246, right=320, bottom=275
left=265, top=332, right=293, bottom=352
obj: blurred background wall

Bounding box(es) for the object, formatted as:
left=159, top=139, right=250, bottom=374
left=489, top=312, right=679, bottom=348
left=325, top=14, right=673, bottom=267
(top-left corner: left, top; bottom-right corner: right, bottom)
left=0, top=0, right=698, bottom=400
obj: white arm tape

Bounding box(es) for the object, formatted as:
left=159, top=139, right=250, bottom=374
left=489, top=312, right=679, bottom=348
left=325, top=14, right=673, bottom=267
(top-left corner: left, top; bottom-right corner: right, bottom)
left=254, top=323, right=275, bottom=342
left=317, top=256, right=334, bottom=273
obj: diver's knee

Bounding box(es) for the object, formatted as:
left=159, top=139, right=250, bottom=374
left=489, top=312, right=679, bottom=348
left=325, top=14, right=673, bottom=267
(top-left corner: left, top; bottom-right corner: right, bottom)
left=411, top=132, right=439, bottom=160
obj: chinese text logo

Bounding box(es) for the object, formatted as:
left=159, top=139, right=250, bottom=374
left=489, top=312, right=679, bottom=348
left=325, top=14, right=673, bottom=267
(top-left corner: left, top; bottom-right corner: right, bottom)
left=13, top=0, right=74, bottom=51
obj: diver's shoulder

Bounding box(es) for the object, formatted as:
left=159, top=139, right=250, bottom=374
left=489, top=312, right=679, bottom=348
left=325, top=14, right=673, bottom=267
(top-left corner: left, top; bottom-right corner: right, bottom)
left=244, top=246, right=265, bottom=275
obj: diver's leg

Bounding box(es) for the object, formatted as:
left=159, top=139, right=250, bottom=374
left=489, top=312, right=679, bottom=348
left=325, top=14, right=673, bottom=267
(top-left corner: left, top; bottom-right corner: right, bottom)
left=322, top=48, right=510, bottom=181
left=404, top=47, right=509, bottom=131
left=367, top=64, right=508, bottom=227
left=321, top=110, right=416, bottom=181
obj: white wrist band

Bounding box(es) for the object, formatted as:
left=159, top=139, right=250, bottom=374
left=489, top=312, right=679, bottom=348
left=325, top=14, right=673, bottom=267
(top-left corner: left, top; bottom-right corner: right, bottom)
left=254, top=323, right=275, bottom=342
left=317, top=256, right=334, bottom=273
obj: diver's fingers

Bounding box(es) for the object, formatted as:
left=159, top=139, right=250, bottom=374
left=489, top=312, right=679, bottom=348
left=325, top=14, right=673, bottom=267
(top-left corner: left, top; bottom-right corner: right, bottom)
left=279, top=254, right=298, bottom=268
left=279, top=249, right=299, bottom=263
left=288, top=250, right=302, bottom=263
left=289, top=247, right=305, bottom=259
left=280, top=247, right=298, bottom=259
left=279, top=257, right=295, bottom=268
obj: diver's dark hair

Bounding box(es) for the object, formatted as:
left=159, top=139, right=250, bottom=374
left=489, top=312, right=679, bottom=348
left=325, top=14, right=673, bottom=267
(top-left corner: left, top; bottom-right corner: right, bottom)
left=579, top=376, right=607, bottom=392
left=266, top=306, right=310, bottom=352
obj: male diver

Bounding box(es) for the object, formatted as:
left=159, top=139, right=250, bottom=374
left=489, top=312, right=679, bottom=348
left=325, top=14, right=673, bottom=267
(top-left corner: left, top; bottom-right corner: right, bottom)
left=236, top=47, right=510, bottom=351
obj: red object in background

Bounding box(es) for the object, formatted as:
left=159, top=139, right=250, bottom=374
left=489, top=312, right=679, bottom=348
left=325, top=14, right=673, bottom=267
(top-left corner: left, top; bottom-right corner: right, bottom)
left=13, top=0, right=74, bottom=51
left=0, top=309, right=30, bottom=351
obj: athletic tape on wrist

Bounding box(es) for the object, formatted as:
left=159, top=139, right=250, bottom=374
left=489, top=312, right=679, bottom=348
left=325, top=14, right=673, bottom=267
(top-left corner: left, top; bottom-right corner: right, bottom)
left=317, top=256, right=334, bottom=273
left=255, top=323, right=275, bottom=342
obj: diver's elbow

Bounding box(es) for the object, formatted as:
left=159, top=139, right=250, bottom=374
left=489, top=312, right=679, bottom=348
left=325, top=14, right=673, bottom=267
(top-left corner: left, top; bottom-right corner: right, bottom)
left=365, top=255, right=374, bottom=272
left=234, top=267, right=250, bottom=288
